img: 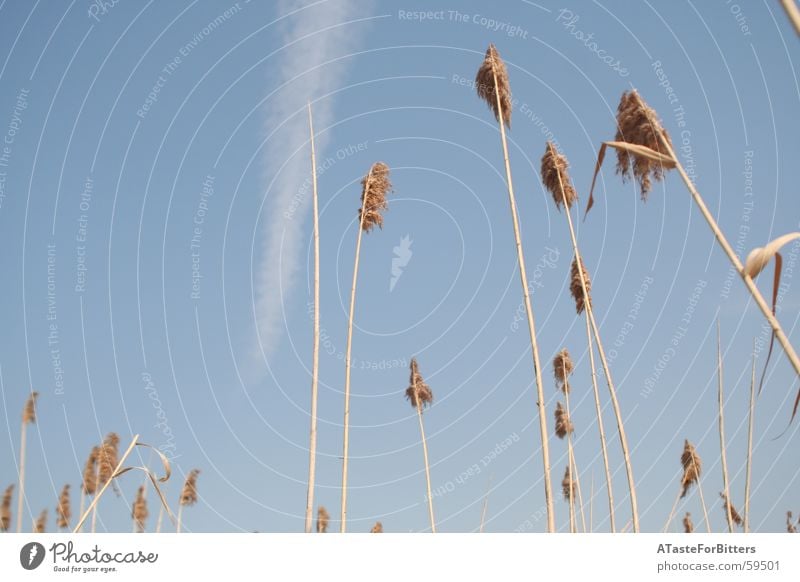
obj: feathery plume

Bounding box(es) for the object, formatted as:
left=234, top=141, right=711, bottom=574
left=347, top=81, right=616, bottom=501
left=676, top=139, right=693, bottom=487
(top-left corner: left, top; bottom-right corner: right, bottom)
left=787, top=511, right=797, bottom=533
left=562, top=465, right=576, bottom=501
left=359, top=162, right=391, bottom=232
left=97, top=433, right=120, bottom=487
left=719, top=493, right=743, bottom=527
left=370, top=521, right=383, bottom=533
left=405, top=357, right=433, bottom=409
left=316, top=506, right=329, bottom=533
left=614, top=90, right=674, bottom=200
left=680, top=440, right=702, bottom=498
left=554, top=402, right=573, bottom=439
left=683, top=512, right=694, bottom=533
left=82, top=447, right=100, bottom=495
left=22, top=391, right=39, bottom=424
left=553, top=349, right=574, bottom=394
left=570, top=257, right=592, bottom=315
left=132, top=485, right=148, bottom=533
left=56, top=484, right=71, bottom=529
left=475, top=44, right=512, bottom=127
left=34, top=509, right=47, bottom=533
left=179, top=470, right=200, bottom=507
left=1, top=485, right=12, bottom=531
left=541, top=141, right=577, bottom=210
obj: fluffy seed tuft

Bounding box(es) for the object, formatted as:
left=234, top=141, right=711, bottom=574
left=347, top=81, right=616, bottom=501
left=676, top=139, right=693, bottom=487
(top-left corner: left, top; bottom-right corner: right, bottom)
left=570, top=257, right=592, bottom=315
left=405, top=357, right=433, bottom=409
left=56, top=484, right=71, bottom=529
left=541, top=142, right=577, bottom=210
left=554, top=402, right=574, bottom=439
left=179, top=469, right=200, bottom=507
left=553, top=349, right=574, bottom=394
left=680, top=440, right=702, bottom=498
left=0, top=484, right=12, bottom=532
left=682, top=512, right=694, bottom=533
left=316, top=506, right=329, bottom=533
left=359, top=162, right=391, bottom=232
left=475, top=44, right=512, bottom=127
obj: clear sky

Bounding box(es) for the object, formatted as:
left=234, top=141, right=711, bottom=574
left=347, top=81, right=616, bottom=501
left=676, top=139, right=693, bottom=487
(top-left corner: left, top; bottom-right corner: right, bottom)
left=0, top=0, right=798, bottom=534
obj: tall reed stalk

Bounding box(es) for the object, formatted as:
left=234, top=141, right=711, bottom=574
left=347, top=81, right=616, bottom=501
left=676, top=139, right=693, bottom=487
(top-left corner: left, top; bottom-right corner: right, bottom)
left=542, top=142, right=617, bottom=531
left=475, top=43, right=554, bottom=532
left=17, top=391, right=38, bottom=533
left=744, top=340, right=756, bottom=533
left=304, top=101, right=321, bottom=534
left=340, top=162, right=390, bottom=532
left=717, top=323, right=734, bottom=533
left=554, top=350, right=586, bottom=532
left=406, top=358, right=436, bottom=532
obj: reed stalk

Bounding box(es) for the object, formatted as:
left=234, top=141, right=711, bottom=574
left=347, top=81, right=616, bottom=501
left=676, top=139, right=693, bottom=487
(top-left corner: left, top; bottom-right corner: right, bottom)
left=406, top=358, right=436, bottom=532
left=16, top=391, right=38, bottom=533
left=717, top=323, right=734, bottom=533
left=744, top=340, right=756, bottom=533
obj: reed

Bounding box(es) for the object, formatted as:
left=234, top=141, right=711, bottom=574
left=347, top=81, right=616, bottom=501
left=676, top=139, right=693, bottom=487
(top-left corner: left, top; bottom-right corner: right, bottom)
left=1, top=485, right=12, bottom=531
left=476, top=43, right=555, bottom=532
left=787, top=512, right=798, bottom=533
left=17, top=391, right=38, bottom=533
left=177, top=469, right=200, bottom=533
left=717, top=323, right=734, bottom=533
left=744, top=341, right=756, bottom=533
left=34, top=509, right=46, bottom=534
left=92, top=433, right=120, bottom=533
left=340, top=162, right=390, bottom=532
left=133, top=485, right=148, bottom=533
left=370, top=521, right=383, bottom=533
left=406, top=358, right=436, bottom=533
left=304, top=101, right=321, bottom=534
left=665, top=440, right=710, bottom=532
left=719, top=493, right=743, bottom=528
left=56, top=484, right=71, bottom=530
left=683, top=512, right=694, bottom=533
left=780, top=0, right=800, bottom=35
left=316, top=506, right=329, bottom=533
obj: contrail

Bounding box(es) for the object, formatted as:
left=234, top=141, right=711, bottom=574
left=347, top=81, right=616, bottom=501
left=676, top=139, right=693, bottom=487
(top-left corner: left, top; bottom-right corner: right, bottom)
left=253, top=0, right=369, bottom=369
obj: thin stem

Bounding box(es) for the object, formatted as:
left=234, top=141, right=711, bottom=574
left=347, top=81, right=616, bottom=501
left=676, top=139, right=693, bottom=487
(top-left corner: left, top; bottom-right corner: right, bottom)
left=479, top=474, right=492, bottom=533
left=717, top=322, right=734, bottom=533
left=72, top=435, right=139, bottom=533
left=589, top=472, right=594, bottom=533
left=695, top=459, right=712, bottom=533
left=155, top=493, right=164, bottom=533
left=304, top=101, right=321, bottom=534
left=415, top=401, right=436, bottom=533
left=781, top=0, right=800, bottom=36
left=491, top=65, right=555, bottom=533
left=556, top=170, right=626, bottom=532
left=340, top=169, right=372, bottom=533
left=744, top=340, right=756, bottom=533
left=77, top=490, right=85, bottom=533
left=176, top=504, right=183, bottom=534
left=663, top=488, right=682, bottom=532
left=563, top=370, right=586, bottom=533
left=16, top=421, right=27, bottom=533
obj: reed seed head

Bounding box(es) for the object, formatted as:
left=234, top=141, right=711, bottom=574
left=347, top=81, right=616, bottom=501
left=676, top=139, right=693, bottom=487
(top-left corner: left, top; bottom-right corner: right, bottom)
left=405, top=357, right=433, bottom=409
left=719, top=493, right=743, bottom=528
left=614, top=90, right=674, bottom=200
left=682, top=512, right=694, bottom=533
left=787, top=511, right=798, bottom=533
left=541, top=141, right=577, bottom=210
left=97, top=433, right=120, bottom=487
left=553, top=349, right=574, bottom=394
left=22, top=391, right=39, bottom=424
left=1, top=484, right=12, bottom=532
left=316, top=506, right=330, bottom=533
left=34, top=509, right=47, bottom=534
left=370, top=521, right=383, bottom=533
left=570, top=257, right=592, bottom=315
left=554, top=402, right=573, bottom=439
left=475, top=44, right=512, bottom=128
left=82, top=446, right=100, bottom=495
left=133, top=485, right=148, bottom=533
left=56, top=484, right=71, bottom=529
left=680, top=440, right=702, bottom=499
left=179, top=469, right=200, bottom=507
left=561, top=465, right=576, bottom=501
left=359, top=162, right=391, bottom=232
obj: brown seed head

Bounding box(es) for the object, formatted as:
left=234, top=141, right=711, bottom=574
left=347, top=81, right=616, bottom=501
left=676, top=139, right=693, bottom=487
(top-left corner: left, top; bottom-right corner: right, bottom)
left=97, top=433, right=120, bottom=487
left=614, top=90, right=674, bottom=200
left=179, top=469, right=200, bottom=507
left=553, top=349, right=574, bottom=394
left=405, top=357, right=433, bottom=409
left=82, top=446, right=100, bottom=495
left=682, top=512, right=694, bottom=533
left=1, top=484, right=13, bottom=532
left=787, top=511, right=797, bottom=533
left=370, top=521, right=383, bottom=533
left=475, top=44, right=512, bottom=127
left=22, top=391, right=39, bottom=424
left=541, top=141, right=577, bottom=210
left=561, top=465, right=576, bottom=501
left=34, top=509, right=47, bottom=534
left=570, top=257, right=592, bottom=315
left=56, top=484, right=71, bottom=529
left=680, top=440, right=702, bottom=498
left=133, top=485, right=148, bottom=533
left=316, top=506, right=330, bottom=533
left=554, top=402, right=573, bottom=439
left=359, top=162, right=391, bottom=232
left=719, top=493, right=743, bottom=527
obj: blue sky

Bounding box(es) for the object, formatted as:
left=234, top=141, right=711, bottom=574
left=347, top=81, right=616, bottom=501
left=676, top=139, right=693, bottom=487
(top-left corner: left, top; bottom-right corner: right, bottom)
left=0, top=0, right=799, bottom=533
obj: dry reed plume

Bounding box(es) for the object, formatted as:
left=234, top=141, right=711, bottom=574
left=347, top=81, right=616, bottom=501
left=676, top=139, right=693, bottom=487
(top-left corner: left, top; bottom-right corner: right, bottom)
left=1, top=485, right=12, bottom=531
left=683, top=512, right=694, bottom=533
left=370, top=522, right=383, bottom=533
left=56, top=484, right=71, bottom=529
left=316, top=506, right=329, bottom=533
left=541, top=141, right=577, bottom=210
left=34, top=509, right=47, bottom=533
left=787, top=512, right=797, bottom=533
left=177, top=469, right=200, bottom=533
left=570, top=257, right=592, bottom=315
left=406, top=357, right=436, bottom=532
left=17, top=391, right=39, bottom=533
left=680, top=440, right=702, bottom=498
left=23, top=392, right=39, bottom=424
left=719, top=493, right=743, bottom=528
left=562, top=466, right=576, bottom=501
left=554, top=402, right=573, bottom=439
left=359, top=162, right=391, bottom=232
left=82, top=447, right=99, bottom=496
left=475, top=44, right=511, bottom=127
left=553, top=349, right=574, bottom=394
left=97, top=433, right=120, bottom=488
left=133, top=485, right=148, bottom=533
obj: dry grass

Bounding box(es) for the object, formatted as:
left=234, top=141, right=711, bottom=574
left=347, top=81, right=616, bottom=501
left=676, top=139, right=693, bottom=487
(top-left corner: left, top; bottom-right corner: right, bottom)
left=370, top=521, right=383, bottom=533
left=359, top=162, right=391, bottom=232
left=56, top=484, right=71, bottom=529
left=316, top=506, right=329, bottom=533
left=133, top=485, right=148, bottom=533
left=683, top=512, right=694, bottom=533
left=719, top=493, right=743, bottom=528
left=405, top=357, right=433, bottom=408
left=570, top=257, right=592, bottom=315
left=614, top=90, right=673, bottom=199
left=97, top=433, right=120, bottom=488
left=34, top=509, right=47, bottom=533
left=553, top=349, right=574, bottom=394
left=554, top=402, right=574, bottom=439
left=1, top=484, right=12, bottom=531
left=82, top=446, right=100, bottom=496
left=541, top=141, right=577, bottom=210
left=680, top=440, right=702, bottom=498
left=475, top=44, right=511, bottom=127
